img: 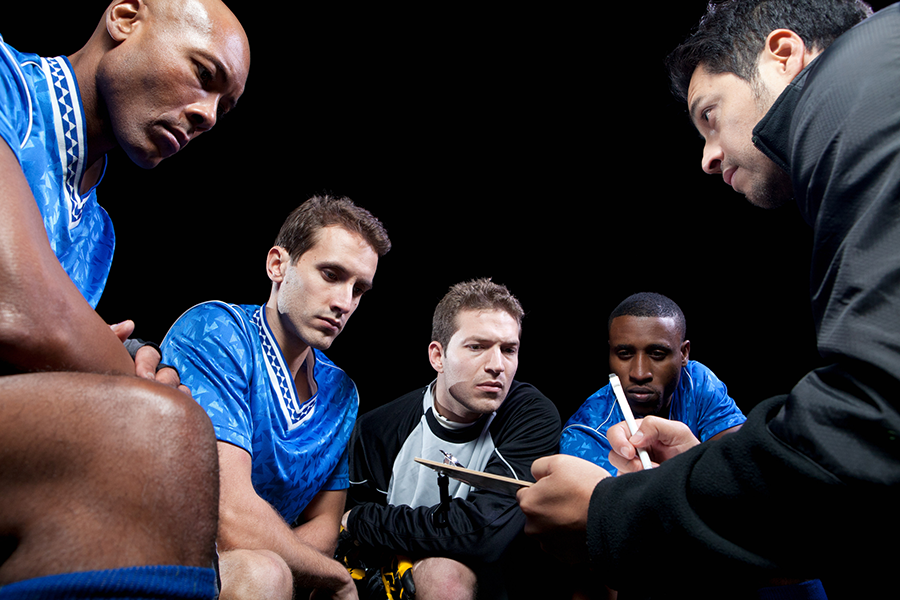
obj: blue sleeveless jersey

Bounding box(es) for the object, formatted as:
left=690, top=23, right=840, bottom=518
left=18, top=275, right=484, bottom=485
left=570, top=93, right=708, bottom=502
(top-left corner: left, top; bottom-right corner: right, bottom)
left=162, top=302, right=358, bottom=524
left=0, top=36, right=114, bottom=308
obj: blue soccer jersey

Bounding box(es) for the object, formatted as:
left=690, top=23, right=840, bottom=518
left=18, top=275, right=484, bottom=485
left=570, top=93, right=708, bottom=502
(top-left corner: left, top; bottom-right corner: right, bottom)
left=162, top=302, right=359, bottom=525
left=0, top=36, right=114, bottom=308
left=560, top=360, right=746, bottom=475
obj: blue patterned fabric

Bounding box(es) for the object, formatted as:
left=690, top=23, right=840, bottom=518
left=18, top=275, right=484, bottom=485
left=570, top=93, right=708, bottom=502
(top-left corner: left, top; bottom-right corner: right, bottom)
left=0, top=566, right=217, bottom=600
left=0, top=36, right=113, bottom=308
left=162, top=302, right=358, bottom=524
left=560, top=360, right=746, bottom=475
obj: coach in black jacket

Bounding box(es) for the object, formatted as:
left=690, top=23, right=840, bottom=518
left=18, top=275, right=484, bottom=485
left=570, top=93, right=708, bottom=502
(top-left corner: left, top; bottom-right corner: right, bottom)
left=518, top=2, right=900, bottom=599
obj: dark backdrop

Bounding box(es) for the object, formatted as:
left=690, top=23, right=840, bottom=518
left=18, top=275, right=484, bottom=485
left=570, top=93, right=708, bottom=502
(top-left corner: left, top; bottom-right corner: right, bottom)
left=5, top=1, right=892, bottom=422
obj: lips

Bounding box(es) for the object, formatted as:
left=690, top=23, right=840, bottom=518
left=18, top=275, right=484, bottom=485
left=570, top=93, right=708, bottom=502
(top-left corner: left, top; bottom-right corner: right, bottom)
left=723, top=166, right=737, bottom=187
left=475, top=380, right=504, bottom=393
left=158, top=125, right=189, bottom=158
left=317, top=316, right=342, bottom=333
left=625, top=387, right=657, bottom=403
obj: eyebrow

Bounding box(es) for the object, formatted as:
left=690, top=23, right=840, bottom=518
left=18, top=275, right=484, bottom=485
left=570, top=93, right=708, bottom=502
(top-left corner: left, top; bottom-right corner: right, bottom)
left=645, top=343, right=673, bottom=353
left=464, top=336, right=520, bottom=347
left=612, top=343, right=673, bottom=352
left=688, top=95, right=704, bottom=128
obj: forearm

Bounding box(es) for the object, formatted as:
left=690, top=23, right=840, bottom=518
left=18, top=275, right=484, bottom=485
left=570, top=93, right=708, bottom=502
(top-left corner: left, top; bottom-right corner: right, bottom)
left=0, top=143, right=132, bottom=375
left=347, top=493, right=525, bottom=564
left=293, top=514, right=339, bottom=557
left=219, top=496, right=351, bottom=590
left=0, top=285, right=133, bottom=374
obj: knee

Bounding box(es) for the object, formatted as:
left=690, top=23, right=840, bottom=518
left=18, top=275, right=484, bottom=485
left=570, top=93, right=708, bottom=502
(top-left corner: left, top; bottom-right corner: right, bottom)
left=114, top=378, right=220, bottom=557
left=219, top=549, right=293, bottom=600
left=0, top=373, right=220, bottom=574
left=412, top=557, right=477, bottom=600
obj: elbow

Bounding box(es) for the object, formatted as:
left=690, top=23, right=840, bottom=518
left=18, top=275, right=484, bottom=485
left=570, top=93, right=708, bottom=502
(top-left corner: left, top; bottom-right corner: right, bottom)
left=216, top=504, right=248, bottom=551
left=0, top=294, right=73, bottom=367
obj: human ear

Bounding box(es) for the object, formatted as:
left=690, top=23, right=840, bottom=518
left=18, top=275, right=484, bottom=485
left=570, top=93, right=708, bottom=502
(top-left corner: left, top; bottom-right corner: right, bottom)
left=265, top=247, right=289, bottom=283
left=106, top=0, right=143, bottom=42
left=428, top=342, right=444, bottom=373
left=761, top=29, right=810, bottom=81
left=680, top=340, right=691, bottom=366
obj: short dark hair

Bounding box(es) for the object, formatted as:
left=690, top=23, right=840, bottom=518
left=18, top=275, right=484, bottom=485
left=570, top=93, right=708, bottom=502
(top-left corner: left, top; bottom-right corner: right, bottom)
left=609, top=293, right=687, bottom=341
left=431, top=278, right=524, bottom=350
left=274, top=195, right=391, bottom=262
left=666, top=0, right=872, bottom=102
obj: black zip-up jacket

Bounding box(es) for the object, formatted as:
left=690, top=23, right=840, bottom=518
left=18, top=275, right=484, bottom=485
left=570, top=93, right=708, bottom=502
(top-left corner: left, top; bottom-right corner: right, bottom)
left=588, top=6, right=900, bottom=598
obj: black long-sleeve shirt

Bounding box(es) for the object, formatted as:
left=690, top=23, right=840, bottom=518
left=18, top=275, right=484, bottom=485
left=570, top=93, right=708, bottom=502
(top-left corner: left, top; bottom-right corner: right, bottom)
left=346, top=380, right=560, bottom=566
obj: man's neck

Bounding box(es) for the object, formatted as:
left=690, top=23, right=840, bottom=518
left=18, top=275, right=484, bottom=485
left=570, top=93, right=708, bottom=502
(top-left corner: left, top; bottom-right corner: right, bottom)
left=262, top=305, right=314, bottom=404
left=263, top=305, right=312, bottom=378
left=432, top=384, right=479, bottom=425
left=67, top=47, right=115, bottom=189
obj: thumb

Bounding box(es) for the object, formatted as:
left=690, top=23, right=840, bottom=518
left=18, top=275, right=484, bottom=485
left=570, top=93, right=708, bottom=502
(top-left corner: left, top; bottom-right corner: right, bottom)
left=109, top=319, right=135, bottom=342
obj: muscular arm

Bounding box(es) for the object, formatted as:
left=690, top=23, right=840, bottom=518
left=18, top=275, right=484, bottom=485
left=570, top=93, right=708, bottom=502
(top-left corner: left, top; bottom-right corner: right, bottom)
left=216, top=442, right=353, bottom=592
left=0, top=142, right=132, bottom=375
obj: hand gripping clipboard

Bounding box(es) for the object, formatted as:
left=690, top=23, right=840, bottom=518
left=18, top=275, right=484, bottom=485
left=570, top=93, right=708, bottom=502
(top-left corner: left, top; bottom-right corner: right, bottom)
left=415, top=457, right=532, bottom=497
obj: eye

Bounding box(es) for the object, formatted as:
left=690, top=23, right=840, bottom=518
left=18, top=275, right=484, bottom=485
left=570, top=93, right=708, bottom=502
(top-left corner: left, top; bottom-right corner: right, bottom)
left=196, top=63, right=214, bottom=87
left=701, top=107, right=717, bottom=129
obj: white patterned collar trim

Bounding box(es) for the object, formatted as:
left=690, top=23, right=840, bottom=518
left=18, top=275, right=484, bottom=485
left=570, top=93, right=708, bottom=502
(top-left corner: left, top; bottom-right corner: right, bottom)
left=253, top=307, right=316, bottom=430
left=40, top=55, right=101, bottom=230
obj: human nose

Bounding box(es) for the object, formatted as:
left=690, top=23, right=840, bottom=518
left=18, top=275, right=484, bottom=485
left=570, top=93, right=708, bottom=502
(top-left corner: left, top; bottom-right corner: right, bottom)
left=330, top=284, right=355, bottom=315
left=629, top=355, right=651, bottom=383
left=186, top=95, right=219, bottom=135
left=484, top=347, right=505, bottom=375
left=701, top=138, right=723, bottom=174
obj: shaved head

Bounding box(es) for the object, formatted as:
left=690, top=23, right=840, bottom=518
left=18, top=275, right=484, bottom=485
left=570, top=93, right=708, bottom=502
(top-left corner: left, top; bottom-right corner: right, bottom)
left=72, top=0, right=250, bottom=168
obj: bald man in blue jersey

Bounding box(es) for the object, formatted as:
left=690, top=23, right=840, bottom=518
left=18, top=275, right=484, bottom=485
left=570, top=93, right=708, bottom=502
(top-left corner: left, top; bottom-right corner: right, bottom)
left=0, top=1, right=250, bottom=598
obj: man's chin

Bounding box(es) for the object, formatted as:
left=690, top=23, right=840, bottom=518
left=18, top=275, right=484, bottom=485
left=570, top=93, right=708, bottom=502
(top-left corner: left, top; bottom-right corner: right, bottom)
left=743, top=172, right=793, bottom=209
left=126, top=149, right=163, bottom=170
left=626, top=397, right=661, bottom=419
left=309, top=334, right=338, bottom=351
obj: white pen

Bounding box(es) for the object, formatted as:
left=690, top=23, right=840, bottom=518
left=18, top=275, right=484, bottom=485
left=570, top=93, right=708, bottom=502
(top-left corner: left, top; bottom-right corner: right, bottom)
left=609, top=373, right=653, bottom=470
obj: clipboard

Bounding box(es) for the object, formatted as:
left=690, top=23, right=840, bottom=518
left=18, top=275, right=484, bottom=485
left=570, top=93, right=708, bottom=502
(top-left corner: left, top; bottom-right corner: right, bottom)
left=415, top=457, right=532, bottom=496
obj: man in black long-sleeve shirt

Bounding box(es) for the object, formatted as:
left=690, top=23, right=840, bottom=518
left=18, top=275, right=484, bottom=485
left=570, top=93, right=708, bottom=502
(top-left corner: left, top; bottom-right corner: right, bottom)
left=343, top=278, right=560, bottom=599
left=519, top=1, right=900, bottom=598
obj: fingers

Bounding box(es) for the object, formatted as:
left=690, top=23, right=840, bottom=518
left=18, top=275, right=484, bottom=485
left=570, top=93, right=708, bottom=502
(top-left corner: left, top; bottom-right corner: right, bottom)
left=133, top=345, right=163, bottom=380
left=133, top=347, right=190, bottom=396
left=607, top=420, right=637, bottom=461
left=153, top=366, right=182, bottom=388
left=109, top=320, right=135, bottom=342
left=608, top=416, right=701, bottom=473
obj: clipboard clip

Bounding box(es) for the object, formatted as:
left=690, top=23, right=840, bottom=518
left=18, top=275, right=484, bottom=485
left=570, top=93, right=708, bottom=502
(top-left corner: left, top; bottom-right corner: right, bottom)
left=431, top=450, right=460, bottom=528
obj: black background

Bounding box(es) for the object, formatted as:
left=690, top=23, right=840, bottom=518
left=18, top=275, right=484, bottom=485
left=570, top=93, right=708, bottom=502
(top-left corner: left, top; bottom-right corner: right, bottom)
left=5, top=1, right=892, bottom=422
